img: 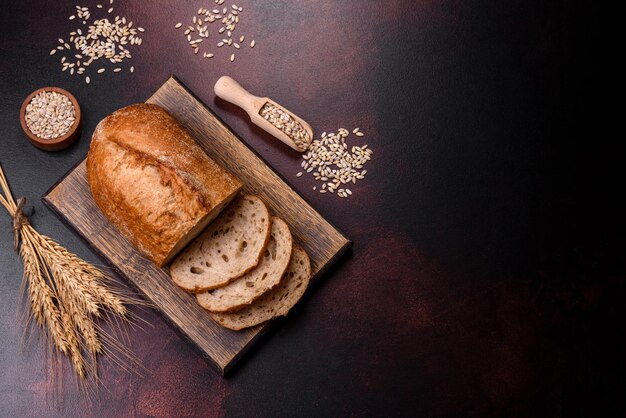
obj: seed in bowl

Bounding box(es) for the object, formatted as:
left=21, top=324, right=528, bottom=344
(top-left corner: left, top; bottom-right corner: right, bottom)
left=24, top=91, right=76, bottom=140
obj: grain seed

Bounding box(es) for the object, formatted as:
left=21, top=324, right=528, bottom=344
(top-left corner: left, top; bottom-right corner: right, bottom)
left=260, top=102, right=311, bottom=151
left=52, top=7, right=144, bottom=82
left=177, top=3, right=257, bottom=62
left=296, top=128, right=373, bottom=198
left=24, top=91, right=76, bottom=139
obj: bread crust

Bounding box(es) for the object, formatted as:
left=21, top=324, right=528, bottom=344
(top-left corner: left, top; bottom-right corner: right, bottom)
left=86, top=103, right=242, bottom=267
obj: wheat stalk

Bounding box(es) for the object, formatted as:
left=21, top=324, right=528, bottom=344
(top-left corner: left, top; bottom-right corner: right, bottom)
left=34, top=233, right=127, bottom=316
left=60, top=307, right=86, bottom=379
left=1, top=162, right=142, bottom=383
left=20, top=236, right=69, bottom=355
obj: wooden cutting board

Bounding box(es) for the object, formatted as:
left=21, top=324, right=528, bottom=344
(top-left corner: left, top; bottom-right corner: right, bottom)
left=42, top=75, right=351, bottom=375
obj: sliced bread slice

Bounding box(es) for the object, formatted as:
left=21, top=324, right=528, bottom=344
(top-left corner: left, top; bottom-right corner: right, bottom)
left=210, top=247, right=311, bottom=331
left=196, top=217, right=293, bottom=313
left=170, top=195, right=271, bottom=293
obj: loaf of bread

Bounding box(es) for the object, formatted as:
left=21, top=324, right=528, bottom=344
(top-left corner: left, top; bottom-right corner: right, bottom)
left=86, top=103, right=242, bottom=267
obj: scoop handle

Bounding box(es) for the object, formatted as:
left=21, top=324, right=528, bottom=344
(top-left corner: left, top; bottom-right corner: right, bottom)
left=214, top=76, right=259, bottom=112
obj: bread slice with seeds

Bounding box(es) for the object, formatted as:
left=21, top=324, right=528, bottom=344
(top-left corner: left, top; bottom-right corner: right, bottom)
left=196, top=217, right=293, bottom=312
left=170, top=195, right=271, bottom=293
left=210, top=247, right=311, bottom=330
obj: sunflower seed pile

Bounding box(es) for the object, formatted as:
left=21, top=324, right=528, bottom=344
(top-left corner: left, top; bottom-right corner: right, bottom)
left=175, top=1, right=256, bottom=62
left=50, top=1, right=144, bottom=84
left=297, top=128, right=373, bottom=198
left=260, top=102, right=311, bottom=151
left=24, top=91, right=76, bottom=139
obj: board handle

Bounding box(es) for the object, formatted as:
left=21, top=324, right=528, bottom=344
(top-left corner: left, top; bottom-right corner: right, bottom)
left=214, top=76, right=260, bottom=113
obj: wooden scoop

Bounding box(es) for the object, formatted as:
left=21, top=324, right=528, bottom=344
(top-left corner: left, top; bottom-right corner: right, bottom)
left=214, top=76, right=313, bottom=152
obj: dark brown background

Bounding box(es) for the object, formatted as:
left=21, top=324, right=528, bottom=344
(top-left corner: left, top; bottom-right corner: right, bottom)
left=0, top=1, right=621, bottom=417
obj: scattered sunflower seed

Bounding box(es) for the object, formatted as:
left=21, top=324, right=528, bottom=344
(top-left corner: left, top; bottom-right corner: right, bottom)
left=176, top=4, right=257, bottom=62
left=51, top=5, right=144, bottom=83
left=296, top=128, right=372, bottom=198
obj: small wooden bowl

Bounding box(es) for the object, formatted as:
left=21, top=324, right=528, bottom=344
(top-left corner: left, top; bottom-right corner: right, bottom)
left=20, top=87, right=82, bottom=151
